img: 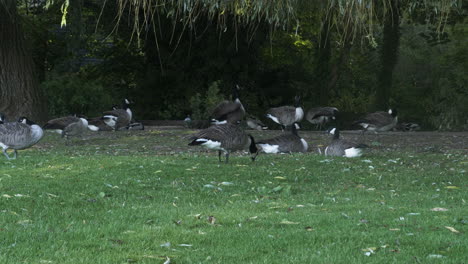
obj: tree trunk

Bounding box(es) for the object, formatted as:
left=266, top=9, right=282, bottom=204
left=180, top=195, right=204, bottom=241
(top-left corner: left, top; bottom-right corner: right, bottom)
left=315, top=15, right=332, bottom=106
left=376, top=0, right=400, bottom=110
left=0, top=0, right=47, bottom=123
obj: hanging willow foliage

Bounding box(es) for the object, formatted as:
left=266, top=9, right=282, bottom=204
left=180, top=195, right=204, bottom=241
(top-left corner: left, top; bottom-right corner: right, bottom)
left=106, top=0, right=462, bottom=47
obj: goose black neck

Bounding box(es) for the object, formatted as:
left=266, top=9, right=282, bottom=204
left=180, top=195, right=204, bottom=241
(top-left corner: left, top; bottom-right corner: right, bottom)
left=291, top=123, right=299, bottom=136
left=248, top=135, right=258, bottom=154
left=232, top=85, right=240, bottom=100
left=294, top=96, right=301, bottom=107
left=333, top=129, right=340, bottom=139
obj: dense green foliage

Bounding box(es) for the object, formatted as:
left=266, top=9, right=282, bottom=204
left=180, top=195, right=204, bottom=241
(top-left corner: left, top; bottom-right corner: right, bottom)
left=18, top=1, right=467, bottom=130
left=0, top=129, right=466, bottom=263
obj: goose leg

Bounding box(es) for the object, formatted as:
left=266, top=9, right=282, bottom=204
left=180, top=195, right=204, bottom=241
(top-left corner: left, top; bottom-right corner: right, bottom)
left=225, top=152, right=230, bottom=163
left=218, top=150, right=222, bottom=162
left=12, top=150, right=17, bottom=159
left=2, top=149, right=11, bottom=160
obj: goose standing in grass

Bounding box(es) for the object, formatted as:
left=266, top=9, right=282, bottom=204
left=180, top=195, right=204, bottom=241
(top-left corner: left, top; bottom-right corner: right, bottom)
left=266, top=96, right=304, bottom=130
left=246, top=116, right=268, bottom=131
left=210, top=85, right=245, bottom=124
left=188, top=123, right=258, bottom=163
left=43, top=115, right=89, bottom=141
left=256, top=123, right=308, bottom=154
left=324, top=128, right=367, bottom=157
left=102, top=99, right=132, bottom=130
left=306, top=107, right=338, bottom=130
left=0, top=117, right=43, bottom=160
left=353, top=109, right=398, bottom=133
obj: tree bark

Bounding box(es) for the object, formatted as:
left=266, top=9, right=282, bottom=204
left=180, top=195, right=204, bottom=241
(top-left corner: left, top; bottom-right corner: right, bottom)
left=376, top=0, right=400, bottom=110
left=0, top=0, right=47, bottom=123
left=315, top=15, right=332, bottom=106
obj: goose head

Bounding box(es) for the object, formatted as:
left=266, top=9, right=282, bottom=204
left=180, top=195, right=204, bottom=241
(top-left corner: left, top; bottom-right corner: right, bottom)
left=388, top=108, right=398, bottom=117
left=294, top=96, right=301, bottom=107
left=328, top=127, right=340, bottom=139
left=18, top=117, right=36, bottom=126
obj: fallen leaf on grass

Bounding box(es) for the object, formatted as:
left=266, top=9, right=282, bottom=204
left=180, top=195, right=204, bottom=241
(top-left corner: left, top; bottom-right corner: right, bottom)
left=280, top=220, right=299, bottom=225
left=407, top=213, right=420, bottom=216
left=389, top=228, right=400, bottom=231
left=2, top=194, right=12, bottom=199
left=274, top=176, right=286, bottom=180
left=207, top=216, right=216, bottom=225
left=305, top=226, right=314, bottom=231
left=444, top=186, right=459, bottom=189
left=17, top=219, right=32, bottom=225
left=444, top=226, right=460, bottom=233
left=427, top=254, right=445, bottom=258
left=178, top=244, right=192, bottom=247
left=362, top=247, right=376, bottom=256
left=431, top=207, right=448, bottom=212
left=160, top=242, right=171, bottom=248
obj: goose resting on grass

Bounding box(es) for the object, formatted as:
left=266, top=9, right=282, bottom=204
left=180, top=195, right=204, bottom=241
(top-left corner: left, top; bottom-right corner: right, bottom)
left=353, top=109, right=398, bottom=133
left=102, top=99, right=132, bottom=130
left=256, top=123, right=308, bottom=154
left=0, top=117, right=43, bottom=160
left=188, top=123, right=258, bottom=163
left=43, top=115, right=89, bottom=141
left=324, top=128, right=367, bottom=157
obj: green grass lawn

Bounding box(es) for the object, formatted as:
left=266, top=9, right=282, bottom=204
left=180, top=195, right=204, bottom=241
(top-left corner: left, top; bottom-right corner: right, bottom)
left=0, top=130, right=466, bottom=263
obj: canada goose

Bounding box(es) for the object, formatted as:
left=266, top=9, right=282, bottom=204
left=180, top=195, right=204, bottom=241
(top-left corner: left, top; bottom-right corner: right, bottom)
left=102, top=99, right=132, bottom=130
left=246, top=116, right=268, bottom=131
left=306, top=107, right=338, bottom=130
left=353, top=109, right=398, bottom=132
left=188, top=123, right=258, bottom=163
left=324, top=128, right=367, bottom=157
left=184, top=115, right=192, bottom=128
left=394, top=122, right=420, bottom=132
left=87, top=117, right=114, bottom=131
left=0, top=117, right=44, bottom=160
left=256, top=123, right=308, bottom=154
left=43, top=115, right=89, bottom=140
left=126, top=122, right=145, bottom=130
left=210, top=85, right=245, bottom=124
left=266, top=96, right=304, bottom=130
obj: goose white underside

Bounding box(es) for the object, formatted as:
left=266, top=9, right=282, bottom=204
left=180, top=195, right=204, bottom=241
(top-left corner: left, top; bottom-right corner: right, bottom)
left=30, top=125, right=44, bottom=143
left=300, top=138, right=309, bottom=152
left=196, top=139, right=225, bottom=151
left=266, top=114, right=280, bottom=124
left=295, top=107, right=304, bottom=121
left=211, top=120, right=227, bottom=125
left=50, top=129, right=63, bottom=134
left=344, top=147, right=362, bottom=157
left=88, top=125, right=99, bottom=131
left=258, top=143, right=280, bottom=154
left=103, top=115, right=117, bottom=127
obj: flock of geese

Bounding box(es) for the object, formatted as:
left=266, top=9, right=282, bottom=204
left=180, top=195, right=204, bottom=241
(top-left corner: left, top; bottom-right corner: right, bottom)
left=0, top=87, right=401, bottom=162
left=187, top=85, right=400, bottom=163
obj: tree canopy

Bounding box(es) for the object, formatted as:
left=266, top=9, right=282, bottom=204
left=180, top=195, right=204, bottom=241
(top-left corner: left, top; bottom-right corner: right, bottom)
left=0, top=0, right=466, bottom=130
